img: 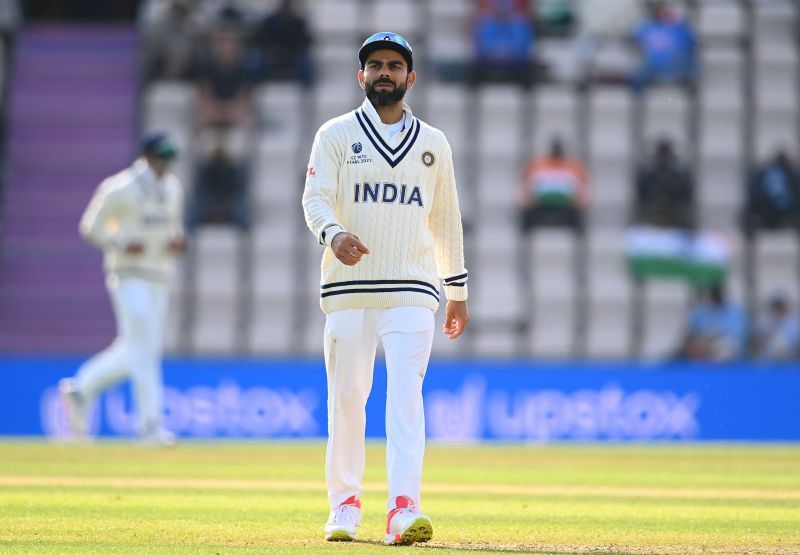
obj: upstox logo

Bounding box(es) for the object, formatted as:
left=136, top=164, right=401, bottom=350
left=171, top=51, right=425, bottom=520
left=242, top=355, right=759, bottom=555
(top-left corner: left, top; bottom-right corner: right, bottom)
left=353, top=182, right=423, bottom=207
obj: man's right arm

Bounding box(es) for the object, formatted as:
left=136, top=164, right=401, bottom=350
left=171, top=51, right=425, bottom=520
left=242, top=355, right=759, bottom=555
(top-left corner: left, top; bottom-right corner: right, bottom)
left=302, top=128, right=346, bottom=247
left=79, top=180, right=122, bottom=250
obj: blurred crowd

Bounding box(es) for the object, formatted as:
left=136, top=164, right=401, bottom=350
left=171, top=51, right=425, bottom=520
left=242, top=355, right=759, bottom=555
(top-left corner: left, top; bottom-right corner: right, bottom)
left=0, top=0, right=764, bottom=360
left=140, top=0, right=315, bottom=232
left=131, top=0, right=800, bottom=362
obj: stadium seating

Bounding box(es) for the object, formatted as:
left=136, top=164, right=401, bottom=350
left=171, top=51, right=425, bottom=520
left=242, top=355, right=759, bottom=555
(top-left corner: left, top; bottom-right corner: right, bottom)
left=133, top=0, right=800, bottom=359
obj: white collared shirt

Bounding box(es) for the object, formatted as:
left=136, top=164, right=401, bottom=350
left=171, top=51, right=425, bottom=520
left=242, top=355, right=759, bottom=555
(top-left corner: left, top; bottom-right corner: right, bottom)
left=359, top=98, right=411, bottom=143
left=79, top=158, right=184, bottom=283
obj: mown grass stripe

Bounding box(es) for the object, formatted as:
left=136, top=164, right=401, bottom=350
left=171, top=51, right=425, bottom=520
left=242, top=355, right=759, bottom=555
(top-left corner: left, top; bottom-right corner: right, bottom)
left=1, top=475, right=799, bottom=501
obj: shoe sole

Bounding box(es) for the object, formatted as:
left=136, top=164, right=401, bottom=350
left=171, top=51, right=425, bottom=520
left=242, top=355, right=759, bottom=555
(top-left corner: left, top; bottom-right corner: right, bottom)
left=385, top=516, right=433, bottom=545
left=326, top=529, right=355, bottom=542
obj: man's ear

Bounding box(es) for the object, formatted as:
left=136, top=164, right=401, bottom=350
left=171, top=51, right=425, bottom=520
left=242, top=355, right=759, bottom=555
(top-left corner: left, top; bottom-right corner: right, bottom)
left=357, top=69, right=366, bottom=90
left=406, top=70, right=416, bottom=91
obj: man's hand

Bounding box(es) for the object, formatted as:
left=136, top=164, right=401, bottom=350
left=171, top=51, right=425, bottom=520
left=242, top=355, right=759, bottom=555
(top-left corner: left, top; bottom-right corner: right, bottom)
left=124, top=241, right=145, bottom=255
left=167, top=237, right=186, bottom=253
left=443, top=300, right=469, bottom=340
left=331, top=232, right=369, bottom=266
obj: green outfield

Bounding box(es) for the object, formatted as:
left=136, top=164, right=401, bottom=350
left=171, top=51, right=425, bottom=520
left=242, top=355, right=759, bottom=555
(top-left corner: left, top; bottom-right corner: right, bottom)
left=0, top=441, right=798, bottom=554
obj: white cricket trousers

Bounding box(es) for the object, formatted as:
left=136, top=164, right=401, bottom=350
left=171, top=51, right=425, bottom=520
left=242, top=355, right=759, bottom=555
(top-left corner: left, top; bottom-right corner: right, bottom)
left=324, top=306, right=435, bottom=511
left=75, top=276, right=169, bottom=435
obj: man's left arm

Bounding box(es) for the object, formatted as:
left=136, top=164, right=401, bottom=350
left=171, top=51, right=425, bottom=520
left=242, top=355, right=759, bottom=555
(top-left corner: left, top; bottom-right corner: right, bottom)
left=428, top=138, right=469, bottom=339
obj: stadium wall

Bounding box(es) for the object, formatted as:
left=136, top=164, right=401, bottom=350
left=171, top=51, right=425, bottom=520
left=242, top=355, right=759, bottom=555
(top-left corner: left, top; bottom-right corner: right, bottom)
left=2, top=358, right=798, bottom=441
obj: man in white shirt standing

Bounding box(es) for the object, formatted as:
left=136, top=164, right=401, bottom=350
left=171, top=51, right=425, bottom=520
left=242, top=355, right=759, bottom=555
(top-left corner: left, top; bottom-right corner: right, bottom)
left=59, top=132, right=185, bottom=446
left=302, top=32, right=469, bottom=545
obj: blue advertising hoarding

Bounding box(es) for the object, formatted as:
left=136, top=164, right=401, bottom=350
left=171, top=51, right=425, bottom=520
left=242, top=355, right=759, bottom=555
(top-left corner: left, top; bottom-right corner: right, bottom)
left=0, top=357, right=798, bottom=441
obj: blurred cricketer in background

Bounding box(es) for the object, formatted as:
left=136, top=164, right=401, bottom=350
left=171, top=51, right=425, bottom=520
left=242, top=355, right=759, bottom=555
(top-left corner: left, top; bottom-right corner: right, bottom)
left=302, top=32, right=469, bottom=545
left=59, top=132, right=185, bottom=446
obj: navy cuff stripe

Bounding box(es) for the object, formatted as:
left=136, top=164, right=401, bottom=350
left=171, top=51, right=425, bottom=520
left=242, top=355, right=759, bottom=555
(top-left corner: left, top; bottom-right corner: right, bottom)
left=321, top=287, right=439, bottom=301
left=322, top=279, right=438, bottom=295
left=444, top=282, right=466, bottom=287
left=444, top=272, right=468, bottom=283
left=320, top=224, right=339, bottom=243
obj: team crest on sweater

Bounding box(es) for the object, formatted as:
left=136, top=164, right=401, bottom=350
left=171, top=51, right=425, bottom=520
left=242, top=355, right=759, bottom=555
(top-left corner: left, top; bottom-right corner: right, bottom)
left=421, top=150, right=435, bottom=167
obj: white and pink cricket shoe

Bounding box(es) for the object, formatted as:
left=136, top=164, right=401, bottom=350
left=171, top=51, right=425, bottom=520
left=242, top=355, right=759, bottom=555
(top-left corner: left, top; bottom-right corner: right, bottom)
left=324, top=495, right=361, bottom=541
left=384, top=495, right=433, bottom=545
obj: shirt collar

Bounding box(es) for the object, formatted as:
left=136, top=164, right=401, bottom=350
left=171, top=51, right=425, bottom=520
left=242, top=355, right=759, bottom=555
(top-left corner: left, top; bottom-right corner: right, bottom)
left=359, top=98, right=413, bottom=133
left=133, top=158, right=162, bottom=187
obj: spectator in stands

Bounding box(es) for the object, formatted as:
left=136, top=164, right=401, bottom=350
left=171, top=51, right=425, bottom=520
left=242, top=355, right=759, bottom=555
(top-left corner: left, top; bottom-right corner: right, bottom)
left=197, top=29, right=254, bottom=126
left=742, top=150, right=800, bottom=235
left=677, top=284, right=747, bottom=362
left=252, top=0, right=314, bottom=88
left=631, top=0, right=697, bottom=90
left=187, top=143, right=250, bottom=231
left=140, top=0, right=202, bottom=81
left=536, top=0, right=575, bottom=36
left=751, top=291, right=800, bottom=361
left=0, top=0, right=19, bottom=63
left=576, top=0, right=640, bottom=84
left=516, top=136, right=588, bottom=232
left=471, top=0, right=536, bottom=88
left=195, top=27, right=255, bottom=161
left=633, top=138, right=694, bottom=229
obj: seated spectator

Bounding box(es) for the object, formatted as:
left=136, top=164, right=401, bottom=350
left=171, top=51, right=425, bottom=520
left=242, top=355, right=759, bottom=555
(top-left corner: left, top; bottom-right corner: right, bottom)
left=677, top=284, right=747, bottom=362
left=252, top=0, right=313, bottom=88
left=197, top=29, right=254, bottom=126
left=742, top=150, right=800, bottom=235
left=187, top=143, right=250, bottom=231
left=576, top=0, right=641, bottom=84
left=751, top=291, right=800, bottom=361
left=631, top=0, right=696, bottom=90
left=140, top=0, right=202, bottom=81
left=195, top=28, right=255, bottom=160
left=471, top=0, right=536, bottom=88
left=516, top=137, right=588, bottom=232
left=535, top=0, right=575, bottom=36
left=633, top=139, right=694, bottom=229
left=0, top=0, right=19, bottom=64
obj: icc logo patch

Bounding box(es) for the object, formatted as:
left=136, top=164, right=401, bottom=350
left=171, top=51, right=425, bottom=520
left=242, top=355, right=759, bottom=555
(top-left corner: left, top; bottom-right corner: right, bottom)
left=422, top=150, right=435, bottom=167
left=352, top=142, right=363, bottom=154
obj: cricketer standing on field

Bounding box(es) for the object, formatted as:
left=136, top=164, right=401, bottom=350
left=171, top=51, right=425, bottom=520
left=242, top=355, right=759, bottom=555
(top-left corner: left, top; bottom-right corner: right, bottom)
left=59, top=132, right=185, bottom=446
left=302, top=32, right=470, bottom=545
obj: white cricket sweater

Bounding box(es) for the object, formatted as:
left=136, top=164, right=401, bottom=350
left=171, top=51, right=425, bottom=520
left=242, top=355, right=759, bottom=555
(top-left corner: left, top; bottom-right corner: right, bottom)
left=79, top=158, right=184, bottom=284
left=302, top=98, right=468, bottom=314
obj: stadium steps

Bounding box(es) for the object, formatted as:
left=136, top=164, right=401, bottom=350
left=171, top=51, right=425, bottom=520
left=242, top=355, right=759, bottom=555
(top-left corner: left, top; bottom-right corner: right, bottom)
left=0, top=25, right=139, bottom=354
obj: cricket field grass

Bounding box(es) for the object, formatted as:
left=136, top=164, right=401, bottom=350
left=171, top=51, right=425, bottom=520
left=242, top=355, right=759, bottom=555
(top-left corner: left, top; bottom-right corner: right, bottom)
left=0, top=441, right=798, bottom=554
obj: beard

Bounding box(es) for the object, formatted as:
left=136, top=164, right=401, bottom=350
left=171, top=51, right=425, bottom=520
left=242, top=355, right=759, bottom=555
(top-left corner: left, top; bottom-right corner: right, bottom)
left=365, top=78, right=407, bottom=107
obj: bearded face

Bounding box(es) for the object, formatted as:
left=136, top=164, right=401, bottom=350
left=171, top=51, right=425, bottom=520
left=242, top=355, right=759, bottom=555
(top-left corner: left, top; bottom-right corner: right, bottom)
left=364, top=75, right=408, bottom=107
left=360, top=49, right=414, bottom=108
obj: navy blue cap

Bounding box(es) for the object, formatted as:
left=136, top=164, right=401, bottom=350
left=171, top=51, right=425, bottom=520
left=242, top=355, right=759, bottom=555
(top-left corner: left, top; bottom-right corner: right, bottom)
left=358, top=32, right=413, bottom=71
left=140, top=131, right=178, bottom=160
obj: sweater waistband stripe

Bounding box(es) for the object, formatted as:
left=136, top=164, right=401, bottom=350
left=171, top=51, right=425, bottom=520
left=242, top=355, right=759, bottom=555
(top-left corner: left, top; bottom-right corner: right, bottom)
left=321, top=287, right=439, bottom=300
left=322, top=279, right=438, bottom=294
